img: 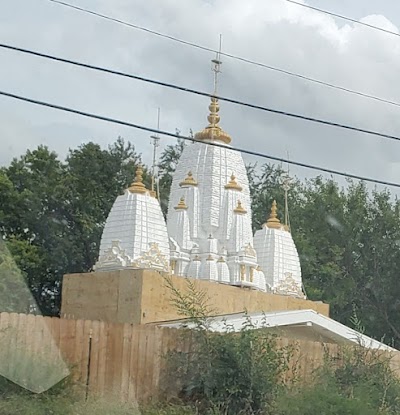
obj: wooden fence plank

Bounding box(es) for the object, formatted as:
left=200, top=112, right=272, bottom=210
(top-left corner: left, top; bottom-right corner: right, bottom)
left=151, top=326, right=164, bottom=398
left=81, top=319, right=93, bottom=393
left=59, top=318, right=77, bottom=366
left=104, top=322, right=117, bottom=395
left=15, top=313, right=28, bottom=381
left=0, top=312, right=11, bottom=376
left=88, top=319, right=100, bottom=397
left=121, top=323, right=133, bottom=402
left=110, top=322, right=124, bottom=396
left=8, top=313, right=20, bottom=378
left=128, top=325, right=141, bottom=403
left=135, top=326, right=149, bottom=401
left=74, top=319, right=85, bottom=384
left=96, top=320, right=108, bottom=397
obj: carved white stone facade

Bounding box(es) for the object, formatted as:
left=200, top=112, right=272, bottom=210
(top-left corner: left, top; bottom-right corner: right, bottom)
left=253, top=202, right=304, bottom=298
left=166, top=98, right=268, bottom=291
left=95, top=167, right=170, bottom=273
left=95, top=97, right=304, bottom=298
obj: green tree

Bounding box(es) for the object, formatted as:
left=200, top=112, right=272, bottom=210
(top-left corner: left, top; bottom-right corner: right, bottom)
left=0, top=139, right=140, bottom=316
left=165, top=277, right=291, bottom=415
left=157, top=139, right=186, bottom=216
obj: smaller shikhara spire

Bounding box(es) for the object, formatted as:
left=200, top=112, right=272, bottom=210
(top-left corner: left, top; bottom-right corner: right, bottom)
left=234, top=200, right=247, bottom=214
left=179, top=171, right=198, bottom=187
left=225, top=173, right=242, bottom=191
left=265, top=200, right=282, bottom=229
left=128, top=165, right=147, bottom=194
left=174, top=196, right=188, bottom=210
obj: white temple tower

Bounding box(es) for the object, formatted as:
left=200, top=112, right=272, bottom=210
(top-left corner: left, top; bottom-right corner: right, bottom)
left=92, top=53, right=304, bottom=298
left=167, top=96, right=267, bottom=291
left=253, top=201, right=304, bottom=298
left=95, top=166, right=170, bottom=272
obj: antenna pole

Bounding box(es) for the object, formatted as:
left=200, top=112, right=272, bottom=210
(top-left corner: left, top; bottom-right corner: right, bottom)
left=211, top=34, right=223, bottom=95
left=150, top=108, right=161, bottom=198
left=281, top=152, right=292, bottom=231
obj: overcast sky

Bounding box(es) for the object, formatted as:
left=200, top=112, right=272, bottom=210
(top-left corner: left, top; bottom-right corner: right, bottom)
left=2, top=0, right=400, bottom=192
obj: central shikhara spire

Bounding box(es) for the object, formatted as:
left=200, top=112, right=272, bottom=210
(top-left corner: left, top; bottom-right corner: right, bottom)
left=166, top=86, right=303, bottom=295
left=95, top=58, right=304, bottom=298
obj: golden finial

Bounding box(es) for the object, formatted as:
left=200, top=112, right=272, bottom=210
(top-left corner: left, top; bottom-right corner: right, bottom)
left=217, top=256, right=225, bottom=263
left=179, top=171, right=198, bottom=187
left=193, top=255, right=201, bottom=262
left=128, top=165, right=147, bottom=194
left=265, top=200, right=282, bottom=229
left=194, top=97, right=232, bottom=144
left=206, top=254, right=214, bottom=261
left=174, top=196, right=188, bottom=210
left=234, top=200, right=247, bottom=214
left=225, top=173, right=242, bottom=191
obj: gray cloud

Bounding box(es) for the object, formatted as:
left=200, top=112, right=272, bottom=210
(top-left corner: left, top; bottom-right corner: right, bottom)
left=1, top=0, right=400, bottom=192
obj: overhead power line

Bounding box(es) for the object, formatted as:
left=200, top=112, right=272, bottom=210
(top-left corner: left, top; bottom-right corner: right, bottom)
left=285, top=0, right=400, bottom=38
left=0, top=89, right=399, bottom=189
left=3, top=42, right=400, bottom=145
left=44, top=0, right=400, bottom=109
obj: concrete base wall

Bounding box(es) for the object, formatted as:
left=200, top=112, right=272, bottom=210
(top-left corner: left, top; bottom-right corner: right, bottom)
left=61, top=270, right=144, bottom=324
left=61, top=269, right=329, bottom=324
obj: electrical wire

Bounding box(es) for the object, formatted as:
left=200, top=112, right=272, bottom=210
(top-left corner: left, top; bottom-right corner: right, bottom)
left=284, top=0, right=400, bottom=38
left=1, top=88, right=399, bottom=189
left=44, top=0, right=400, bottom=109
left=2, top=42, right=400, bottom=145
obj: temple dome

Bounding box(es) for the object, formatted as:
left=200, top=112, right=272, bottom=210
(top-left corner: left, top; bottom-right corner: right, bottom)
left=95, top=166, right=170, bottom=272
left=253, top=201, right=304, bottom=298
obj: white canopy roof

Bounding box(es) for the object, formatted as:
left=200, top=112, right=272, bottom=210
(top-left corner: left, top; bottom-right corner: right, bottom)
left=158, top=309, right=396, bottom=352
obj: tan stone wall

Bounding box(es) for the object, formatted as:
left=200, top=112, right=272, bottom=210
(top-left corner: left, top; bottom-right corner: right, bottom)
left=61, top=269, right=329, bottom=324
left=140, top=270, right=329, bottom=324
left=61, top=270, right=143, bottom=324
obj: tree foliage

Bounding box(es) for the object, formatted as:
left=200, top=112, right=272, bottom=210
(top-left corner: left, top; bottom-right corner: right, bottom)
left=166, top=278, right=291, bottom=414
left=277, top=346, right=400, bottom=415
left=158, top=139, right=186, bottom=216
left=0, top=138, right=140, bottom=315
left=250, top=167, right=400, bottom=348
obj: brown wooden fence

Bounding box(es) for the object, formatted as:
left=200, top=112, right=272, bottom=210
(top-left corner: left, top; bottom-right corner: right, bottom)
left=1, top=312, right=400, bottom=402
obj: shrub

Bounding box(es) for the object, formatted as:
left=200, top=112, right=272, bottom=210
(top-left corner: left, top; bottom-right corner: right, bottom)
left=276, top=345, right=400, bottom=415
left=165, top=277, right=292, bottom=414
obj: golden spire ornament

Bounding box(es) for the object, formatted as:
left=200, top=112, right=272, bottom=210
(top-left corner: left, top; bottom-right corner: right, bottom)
left=234, top=200, right=247, bottom=214
left=174, top=196, right=188, bottom=210
left=265, top=200, right=282, bottom=229
left=179, top=171, right=198, bottom=187
left=225, top=173, right=242, bottom=191
left=128, top=165, right=147, bottom=194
